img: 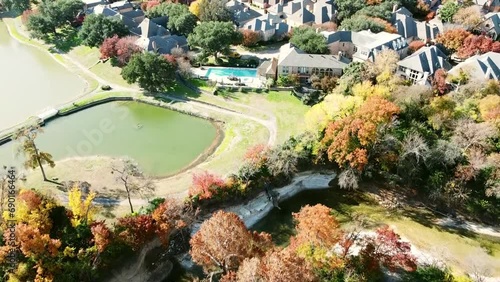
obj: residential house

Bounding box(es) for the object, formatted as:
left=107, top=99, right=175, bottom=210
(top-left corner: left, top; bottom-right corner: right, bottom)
left=397, top=45, right=451, bottom=85
left=267, top=0, right=335, bottom=27
left=449, top=52, right=500, bottom=81
left=242, top=14, right=290, bottom=41
left=479, top=12, right=500, bottom=40
left=134, top=18, right=188, bottom=54
left=276, top=43, right=348, bottom=81
left=392, top=7, right=441, bottom=42
left=251, top=0, right=280, bottom=9
left=226, top=0, right=262, bottom=27
left=257, top=58, right=278, bottom=79
left=322, top=30, right=408, bottom=62
left=482, top=0, right=500, bottom=12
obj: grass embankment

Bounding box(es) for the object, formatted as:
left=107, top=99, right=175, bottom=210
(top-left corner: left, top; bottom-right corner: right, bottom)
left=332, top=195, right=500, bottom=277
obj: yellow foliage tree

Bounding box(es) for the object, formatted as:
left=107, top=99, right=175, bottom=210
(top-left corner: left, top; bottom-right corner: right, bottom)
left=305, top=94, right=363, bottom=132
left=68, top=186, right=97, bottom=227
left=189, top=0, right=203, bottom=18
left=478, top=95, right=500, bottom=125
left=352, top=81, right=391, bottom=99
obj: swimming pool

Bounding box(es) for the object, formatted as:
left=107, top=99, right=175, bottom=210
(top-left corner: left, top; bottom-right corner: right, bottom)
left=206, top=67, right=257, bottom=78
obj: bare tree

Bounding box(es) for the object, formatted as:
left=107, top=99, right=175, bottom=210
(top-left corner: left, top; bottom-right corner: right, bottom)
left=111, top=159, right=155, bottom=213
left=14, top=124, right=57, bottom=183
left=338, top=168, right=359, bottom=190
left=451, top=119, right=498, bottom=152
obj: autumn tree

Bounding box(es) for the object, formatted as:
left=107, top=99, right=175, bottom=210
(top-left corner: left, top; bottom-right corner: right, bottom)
left=360, top=226, right=417, bottom=273
left=100, top=35, right=142, bottom=66
left=188, top=171, right=226, bottom=201
left=321, top=97, right=400, bottom=171
left=259, top=248, right=316, bottom=282
left=190, top=211, right=272, bottom=275
left=189, top=0, right=203, bottom=18
left=457, top=35, right=500, bottom=59
left=240, top=29, right=261, bottom=47
left=408, top=40, right=425, bottom=54
left=115, top=214, right=157, bottom=250
left=435, top=28, right=471, bottom=52
left=432, top=68, right=450, bottom=95
left=453, top=6, right=482, bottom=30
left=14, top=125, right=56, bottom=183
left=68, top=186, right=97, bottom=227
left=79, top=14, right=129, bottom=47
left=111, top=159, right=156, bottom=213
left=151, top=199, right=189, bottom=245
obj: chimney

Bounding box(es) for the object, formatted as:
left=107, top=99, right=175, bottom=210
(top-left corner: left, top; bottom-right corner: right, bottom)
left=338, top=51, right=343, bottom=58
left=392, top=3, right=398, bottom=13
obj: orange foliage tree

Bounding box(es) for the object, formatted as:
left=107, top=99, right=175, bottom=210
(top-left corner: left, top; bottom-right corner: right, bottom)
left=240, top=29, right=261, bottom=47
left=91, top=221, right=112, bottom=253
left=151, top=199, right=188, bottom=244
left=408, top=40, right=425, bottom=54
left=259, top=248, right=316, bottom=282
left=432, top=68, right=450, bottom=95
left=436, top=28, right=472, bottom=52
left=292, top=204, right=342, bottom=248
left=189, top=211, right=272, bottom=274
left=321, top=97, right=400, bottom=171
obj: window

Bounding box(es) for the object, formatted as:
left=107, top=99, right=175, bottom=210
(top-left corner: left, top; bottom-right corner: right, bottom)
left=312, top=68, right=320, bottom=75
left=409, top=70, right=420, bottom=83
left=298, top=67, right=307, bottom=74
left=282, top=66, right=289, bottom=74
left=353, top=46, right=358, bottom=52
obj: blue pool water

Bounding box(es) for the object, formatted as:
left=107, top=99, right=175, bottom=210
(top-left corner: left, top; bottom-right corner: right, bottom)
left=206, top=68, right=257, bottom=78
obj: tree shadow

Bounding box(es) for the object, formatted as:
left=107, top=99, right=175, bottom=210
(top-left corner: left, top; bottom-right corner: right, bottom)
left=100, top=204, right=117, bottom=219
left=46, top=26, right=81, bottom=53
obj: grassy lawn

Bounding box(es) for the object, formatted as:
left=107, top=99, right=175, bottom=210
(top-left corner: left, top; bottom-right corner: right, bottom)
left=188, top=78, right=215, bottom=92
left=201, top=89, right=310, bottom=143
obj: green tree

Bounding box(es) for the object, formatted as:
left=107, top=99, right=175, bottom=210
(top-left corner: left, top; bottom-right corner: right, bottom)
left=26, top=0, right=84, bottom=38
left=198, top=0, right=233, bottom=22
left=145, top=3, right=197, bottom=36
left=121, top=52, right=177, bottom=92
left=78, top=14, right=129, bottom=47
left=335, top=0, right=365, bottom=22
left=188, top=21, right=242, bottom=59
left=340, top=14, right=387, bottom=33
left=439, top=1, right=460, bottom=23
left=1, top=0, right=30, bottom=12
left=14, top=125, right=56, bottom=183
left=289, top=26, right=328, bottom=54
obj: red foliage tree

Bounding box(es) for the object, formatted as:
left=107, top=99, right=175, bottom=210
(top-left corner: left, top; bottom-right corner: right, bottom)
left=432, top=68, right=450, bottom=95
left=321, top=97, right=400, bottom=171
left=100, top=35, right=120, bottom=60
left=408, top=40, right=425, bottom=54
left=151, top=199, right=188, bottom=245
left=240, top=29, right=261, bottom=47
left=360, top=226, right=417, bottom=273
left=189, top=171, right=226, bottom=200
left=114, top=36, right=142, bottom=66
left=457, top=35, right=500, bottom=59
left=163, top=54, right=177, bottom=65
left=190, top=211, right=272, bottom=274
left=115, top=215, right=157, bottom=250
left=244, top=144, right=269, bottom=166
left=91, top=221, right=112, bottom=253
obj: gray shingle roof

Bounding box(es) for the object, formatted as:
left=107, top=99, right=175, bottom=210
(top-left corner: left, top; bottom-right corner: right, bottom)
left=397, top=46, right=451, bottom=74
left=278, top=43, right=347, bottom=69
left=226, top=0, right=262, bottom=26
left=449, top=52, right=500, bottom=80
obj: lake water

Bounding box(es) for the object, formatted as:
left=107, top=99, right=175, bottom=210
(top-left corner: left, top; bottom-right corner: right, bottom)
left=0, top=101, right=217, bottom=176
left=0, top=20, right=86, bottom=131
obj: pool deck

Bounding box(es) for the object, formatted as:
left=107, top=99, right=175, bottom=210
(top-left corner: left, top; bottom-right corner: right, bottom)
left=192, top=67, right=264, bottom=88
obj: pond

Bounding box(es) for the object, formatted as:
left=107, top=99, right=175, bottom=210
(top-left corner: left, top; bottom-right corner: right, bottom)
left=0, top=20, right=86, bottom=131
left=0, top=101, right=218, bottom=176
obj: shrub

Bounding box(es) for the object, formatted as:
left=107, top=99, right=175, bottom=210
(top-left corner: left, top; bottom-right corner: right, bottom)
left=188, top=171, right=226, bottom=201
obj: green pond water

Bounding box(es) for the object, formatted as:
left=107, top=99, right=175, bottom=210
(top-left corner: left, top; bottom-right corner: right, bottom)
left=0, top=101, right=217, bottom=176
left=0, top=21, right=86, bottom=130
